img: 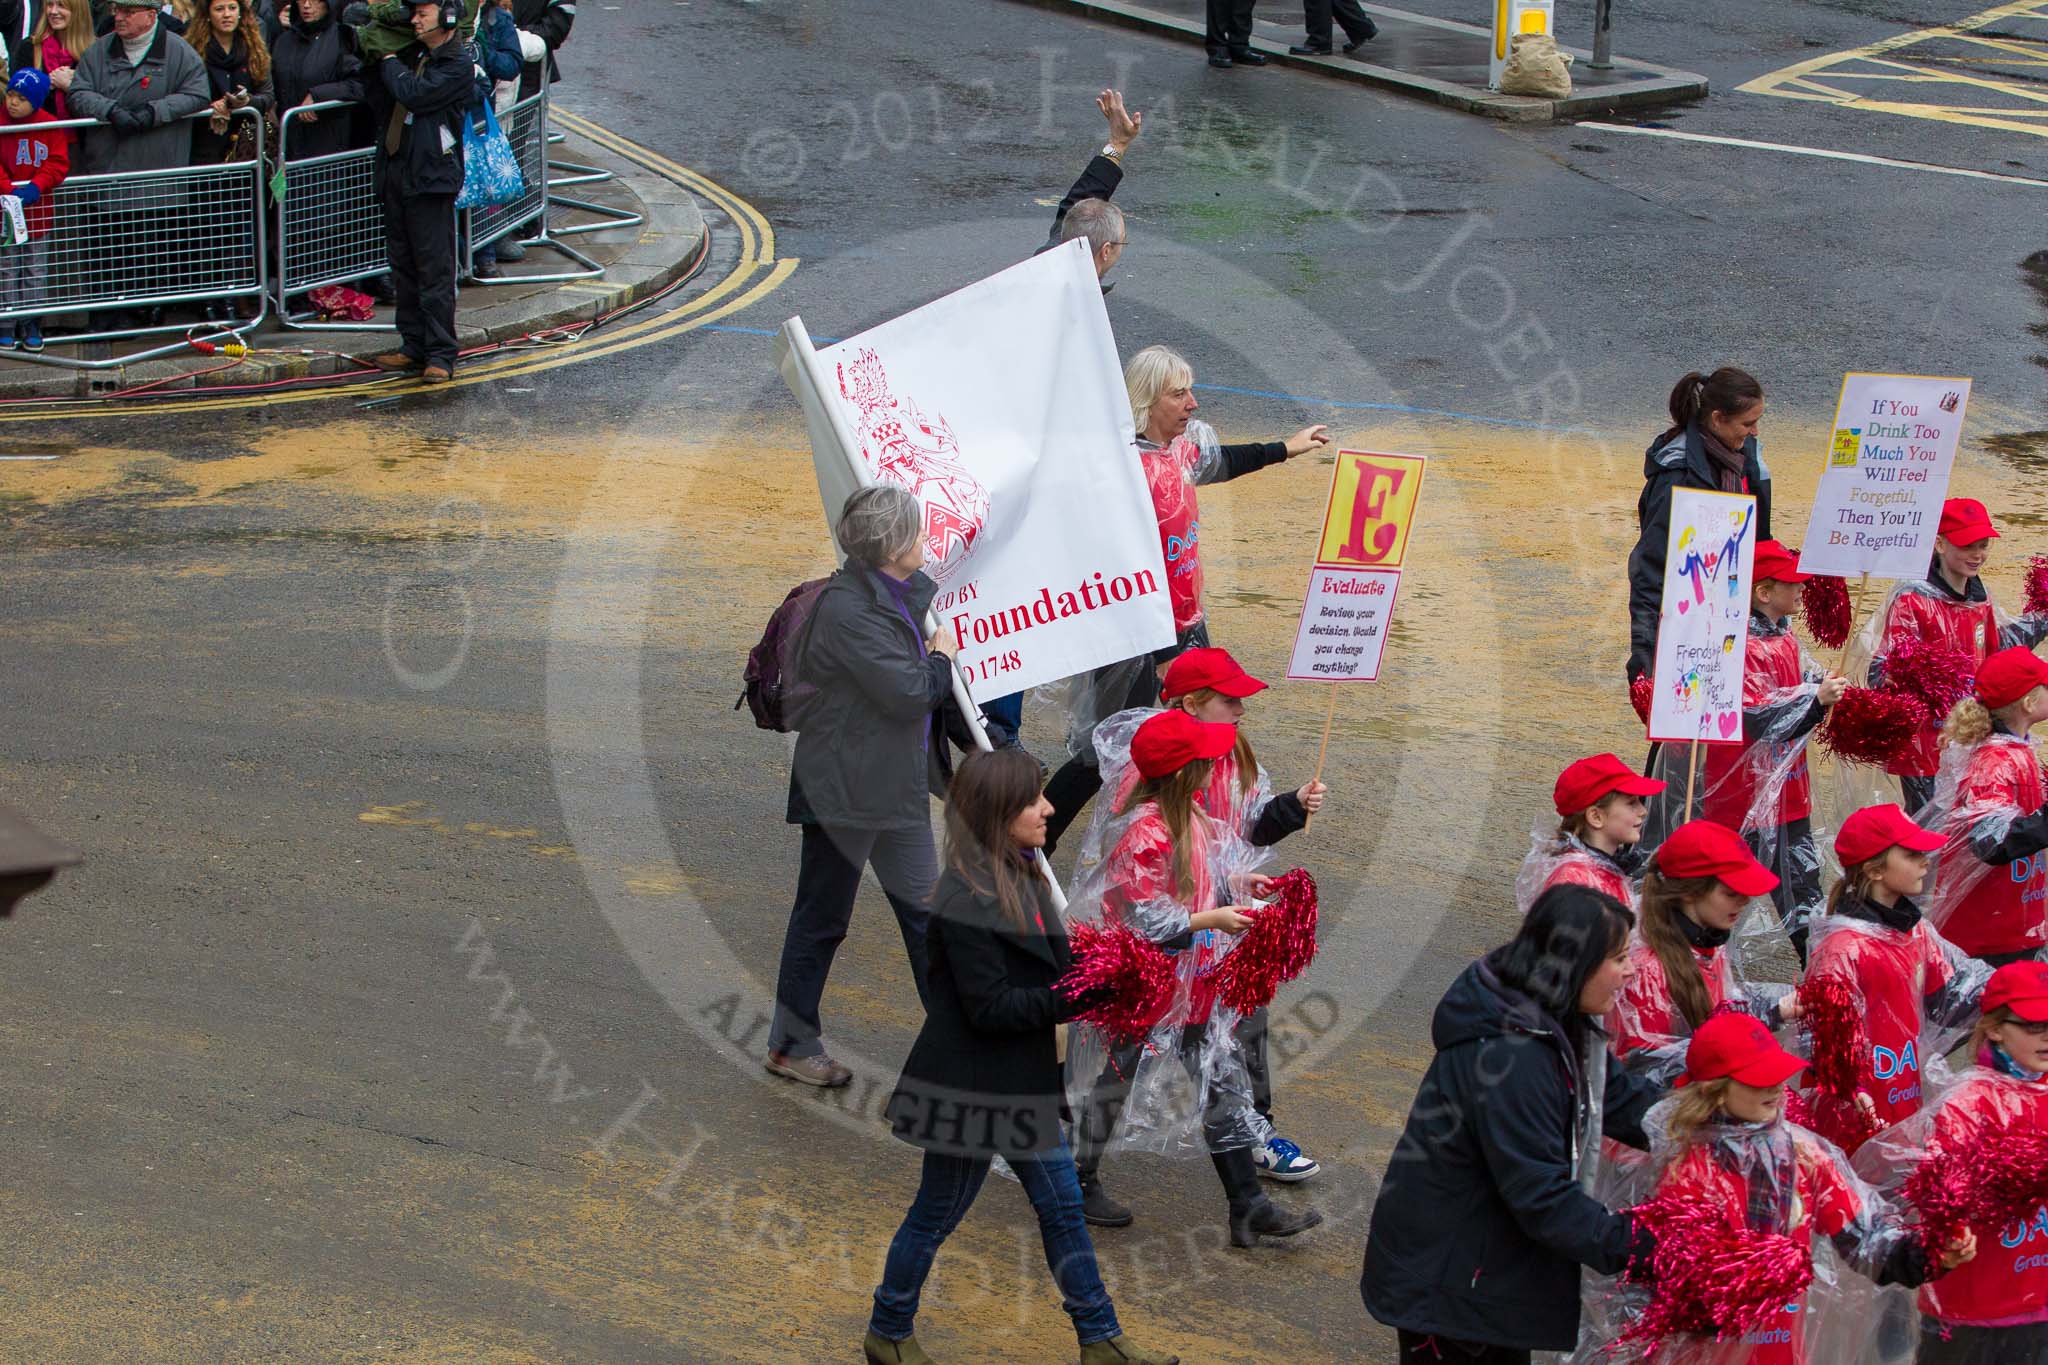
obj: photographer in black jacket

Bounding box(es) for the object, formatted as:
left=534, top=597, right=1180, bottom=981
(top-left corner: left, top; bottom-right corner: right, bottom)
left=367, top=0, right=467, bottom=382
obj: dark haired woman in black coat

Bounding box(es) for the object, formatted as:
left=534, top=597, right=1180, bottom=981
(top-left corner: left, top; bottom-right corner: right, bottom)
left=1362, top=885, right=1663, bottom=1364
left=865, top=747, right=1177, bottom=1365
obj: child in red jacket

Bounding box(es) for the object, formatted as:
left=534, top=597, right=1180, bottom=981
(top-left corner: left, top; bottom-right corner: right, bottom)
left=1863, top=498, right=2048, bottom=813
left=1516, top=752, right=1665, bottom=915
left=1856, top=961, right=2048, bottom=1361
left=1931, top=648, right=2048, bottom=966
left=0, top=69, right=69, bottom=354
left=1806, top=805, right=1990, bottom=1140
left=1626, top=1011, right=1966, bottom=1363
left=1680, top=540, right=1846, bottom=963
left=1611, top=820, right=1800, bottom=1083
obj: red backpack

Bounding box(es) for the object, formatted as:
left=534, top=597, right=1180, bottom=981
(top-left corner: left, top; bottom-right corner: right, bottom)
left=736, top=577, right=830, bottom=732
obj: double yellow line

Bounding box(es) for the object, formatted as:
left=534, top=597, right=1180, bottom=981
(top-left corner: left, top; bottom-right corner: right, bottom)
left=0, top=117, right=797, bottom=423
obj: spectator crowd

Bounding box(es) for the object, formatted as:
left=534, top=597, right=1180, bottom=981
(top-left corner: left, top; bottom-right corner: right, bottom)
left=0, top=0, right=574, bottom=363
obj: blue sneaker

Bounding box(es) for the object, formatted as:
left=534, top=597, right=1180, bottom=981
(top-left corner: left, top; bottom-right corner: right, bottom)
left=0, top=326, right=16, bottom=351
left=1253, top=1136, right=1320, bottom=1182
left=21, top=320, right=41, bottom=353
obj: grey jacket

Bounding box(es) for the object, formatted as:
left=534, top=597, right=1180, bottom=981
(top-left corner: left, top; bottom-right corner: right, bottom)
left=67, top=22, right=212, bottom=174
left=786, top=561, right=954, bottom=831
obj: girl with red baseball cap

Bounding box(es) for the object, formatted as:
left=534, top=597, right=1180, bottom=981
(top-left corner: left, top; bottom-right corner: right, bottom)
left=1804, top=804, right=1991, bottom=1138
left=1610, top=819, right=1800, bottom=1082
left=1929, top=647, right=2048, bottom=966
left=1603, top=1010, right=1967, bottom=1363
left=1063, top=708, right=1322, bottom=1247
left=1857, top=960, right=2048, bottom=1361
left=1654, top=539, right=1845, bottom=965
left=1514, top=753, right=1665, bottom=915
left=1155, top=645, right=1326, bottom=1184
left=1857, top=498, right=2048, bottom=813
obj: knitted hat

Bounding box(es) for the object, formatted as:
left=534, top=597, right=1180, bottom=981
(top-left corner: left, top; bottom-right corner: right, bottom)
left=6, top=69, right=49, bottom=113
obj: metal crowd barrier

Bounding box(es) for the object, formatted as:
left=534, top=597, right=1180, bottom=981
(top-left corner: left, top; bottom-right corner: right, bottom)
left=0, top=86, right=648, bottom=361
left=0, top=106, right=267, bottom=369
left=273, top=100, right=390, bottom=332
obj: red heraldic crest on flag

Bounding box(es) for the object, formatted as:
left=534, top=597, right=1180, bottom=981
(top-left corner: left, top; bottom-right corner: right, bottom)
left=836, top=347, right=990, bottom=584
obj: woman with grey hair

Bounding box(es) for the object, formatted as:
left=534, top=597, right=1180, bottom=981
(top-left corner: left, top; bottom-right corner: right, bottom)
left=768, top=483, right=958, bottom=1089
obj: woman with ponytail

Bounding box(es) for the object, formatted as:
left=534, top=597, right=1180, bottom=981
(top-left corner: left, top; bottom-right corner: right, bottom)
left=1625, top=367, right=1771, bottom=685
left=1929, top=648, right=2048, bottom=965
left=1612, top=820, right=1799, bottom=1082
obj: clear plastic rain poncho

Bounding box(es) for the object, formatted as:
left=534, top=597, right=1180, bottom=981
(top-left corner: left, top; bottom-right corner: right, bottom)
left=1844, top=570, right=2048, bottom=787
left=1062, top=707, right=1273, bottom=1158
left=1850, top=1062, right=2048, bottom=1340
left=1801, top=912, right=1991, bottom=1133
left=1059, top=422, right=1234, bottom=767
left=1608, top=912, right=1792, bottom=1087
left=1645, top=614, right=1829, bottom=953
left=1926, top=729, right=2048, bottom=961
left=1564, top=1096, right=1927, bottom=1365
left=1514, top=813, right=1647, bottom=915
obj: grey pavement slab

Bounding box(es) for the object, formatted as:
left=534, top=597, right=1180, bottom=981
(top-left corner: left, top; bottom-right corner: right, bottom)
left=1006, top=0, right=1708, bottom=120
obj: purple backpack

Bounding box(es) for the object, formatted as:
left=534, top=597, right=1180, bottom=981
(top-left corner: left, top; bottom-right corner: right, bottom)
left=736, top=577, right=829, bottom=732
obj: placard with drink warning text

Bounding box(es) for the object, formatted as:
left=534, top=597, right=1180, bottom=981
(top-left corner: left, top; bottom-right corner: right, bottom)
left=1286, top=452, right=1426, bottom=682
left=1797, top=372, right=1970, bottom=580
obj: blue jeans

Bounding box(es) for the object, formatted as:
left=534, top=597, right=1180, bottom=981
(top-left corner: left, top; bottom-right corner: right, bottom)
left=870, top=1141, right=1119, bottom=1346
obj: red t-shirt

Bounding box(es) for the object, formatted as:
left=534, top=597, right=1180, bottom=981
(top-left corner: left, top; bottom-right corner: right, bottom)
left=1702, top=623, right=1814, bottom=830
left=1102, top=804, right=1222, bottom=1025
left=1654, top=1138, right=1863, bottom=1364
left=1933, top=736, right=2048, bottom=959
left=1609, top=936, right=1735, bottom=1062
left=1881, top=587, right=2001, bottom=779
left=1804, top=919, right=1954, bottom=1136
left=1140, top=437, right=1203, bottom=632
left=1919, top=1073, right=2048, bottom=1327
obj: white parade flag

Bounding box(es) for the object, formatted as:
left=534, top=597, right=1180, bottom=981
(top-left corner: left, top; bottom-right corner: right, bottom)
left=1648, top=489, right=1760, bottom=745
left=776, top=241, right=1174, bottom=697
left=1797, top=373, right=1971, bottom=579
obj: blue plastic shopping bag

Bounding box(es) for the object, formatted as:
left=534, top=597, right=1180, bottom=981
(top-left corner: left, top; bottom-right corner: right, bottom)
left=455, top=103, right=524, bottom=210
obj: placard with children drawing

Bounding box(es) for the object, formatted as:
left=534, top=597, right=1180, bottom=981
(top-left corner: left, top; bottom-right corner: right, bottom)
left=1648, top=489, right=1759, bottom=745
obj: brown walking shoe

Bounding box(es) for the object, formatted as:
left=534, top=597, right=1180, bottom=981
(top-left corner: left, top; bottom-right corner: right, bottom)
left=369, top=350, right=422, bottom=372
left=863, top=1331, right=937, bottom=1364
left=765, top=1051, right=851, bottom=1087
left=422, top=365, right=453, bottom=384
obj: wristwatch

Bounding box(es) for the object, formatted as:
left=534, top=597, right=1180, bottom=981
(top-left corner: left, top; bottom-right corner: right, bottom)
left=1101, top=142, right=1124, bottom=161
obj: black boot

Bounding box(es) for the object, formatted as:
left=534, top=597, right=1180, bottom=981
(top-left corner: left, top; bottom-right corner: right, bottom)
left=1080, top=1175, right=1133, bottom=1228
left=1229, top=1197, right=1323, bottom=1247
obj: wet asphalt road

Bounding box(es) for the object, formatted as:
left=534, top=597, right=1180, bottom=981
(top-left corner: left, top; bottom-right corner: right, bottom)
left=0, top=1, right=2045, bottom=1361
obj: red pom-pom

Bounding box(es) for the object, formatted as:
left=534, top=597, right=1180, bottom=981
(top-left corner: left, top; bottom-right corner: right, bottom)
left=1801, top=575, right=1854, bottom=650
left=1795, top=974, right=1884, bottom=1152
left=1057, top=921, right=1177, bottom=1043
left=1618, top=1187, right=1816, bottom=1352
left=1818, top=687, right=1930, bottom=768
left=1882, top=635, right=1977, bottom=720
left=1907, top=1120, right=2048, bottom=1256
left=2025, top=555, right=2048, bottom=619
left=1211, top=868, right=1320, bottom=1016
left=1630, top=674, right=1654, bottom=725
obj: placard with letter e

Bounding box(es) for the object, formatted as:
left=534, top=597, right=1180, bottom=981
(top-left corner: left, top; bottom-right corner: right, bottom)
left=1287, top=451, right=1426, bottom=683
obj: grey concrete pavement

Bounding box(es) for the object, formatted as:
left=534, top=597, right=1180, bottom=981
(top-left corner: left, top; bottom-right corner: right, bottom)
left=1006, top=0, right=1709, bottom=120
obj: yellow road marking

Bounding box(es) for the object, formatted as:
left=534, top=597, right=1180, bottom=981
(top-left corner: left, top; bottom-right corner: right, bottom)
left=1740, top=0, right=2048, bottom=139
left=0, top=117, right=794, bottom=424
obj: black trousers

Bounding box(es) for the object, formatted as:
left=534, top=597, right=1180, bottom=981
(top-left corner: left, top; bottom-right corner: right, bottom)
left=1746, top=817, right=1820, bottom=966
left=1303, top=0, right=1376, bottom=45
left=381, top=178, right=459, bottom=370
left=1397, top=1332, right=1529, bottom=1365
left=1205, top=0, right=1255, bottom=55
left=770, top=821, right=935, bottom=1058
left=1902, top=773, right=1937, bottom=816
left=1042, top=622, right=1207, bottom=856
left=1072, top=1023, right=1264, bottom=1212
left=1241, top=1004, right=1274, bottom=1123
